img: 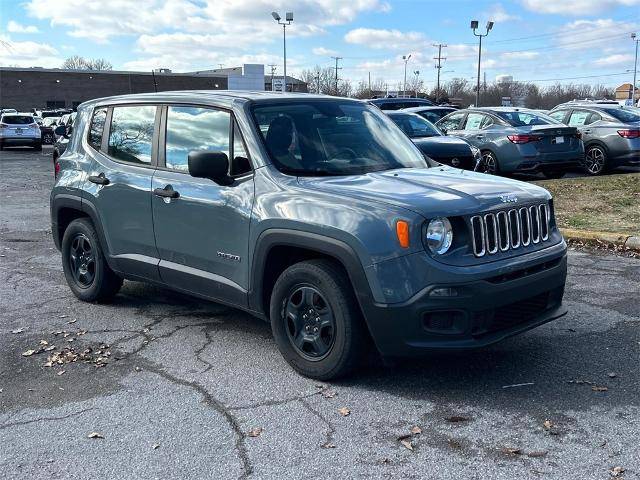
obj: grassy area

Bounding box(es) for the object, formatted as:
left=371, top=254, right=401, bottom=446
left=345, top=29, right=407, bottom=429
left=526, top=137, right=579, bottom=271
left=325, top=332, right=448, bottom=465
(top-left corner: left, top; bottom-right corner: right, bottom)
left=534, top=173, right=640, bottom=236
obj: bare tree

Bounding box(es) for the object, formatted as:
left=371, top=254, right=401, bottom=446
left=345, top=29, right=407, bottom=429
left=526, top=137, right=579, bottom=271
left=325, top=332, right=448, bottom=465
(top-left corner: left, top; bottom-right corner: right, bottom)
left=61, top=56, right=112, bottom=71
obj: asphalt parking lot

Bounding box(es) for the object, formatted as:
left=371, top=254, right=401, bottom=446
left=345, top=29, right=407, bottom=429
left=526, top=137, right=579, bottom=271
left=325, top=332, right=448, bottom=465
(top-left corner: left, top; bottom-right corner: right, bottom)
left=1, top=147, right=639, bottom=480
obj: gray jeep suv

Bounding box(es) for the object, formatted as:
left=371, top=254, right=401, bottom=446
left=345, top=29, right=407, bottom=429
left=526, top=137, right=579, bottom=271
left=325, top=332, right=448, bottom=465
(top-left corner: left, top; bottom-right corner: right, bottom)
left=51, top=92, right=568, bottom=379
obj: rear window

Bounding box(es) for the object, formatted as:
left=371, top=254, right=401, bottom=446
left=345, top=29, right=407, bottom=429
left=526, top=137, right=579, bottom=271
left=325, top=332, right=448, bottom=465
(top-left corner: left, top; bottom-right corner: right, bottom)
left=606, top=108, right=640, bottom=123
left=107, top=105, right=156, bottom=165
left=2, top=115, right=35, bottom=125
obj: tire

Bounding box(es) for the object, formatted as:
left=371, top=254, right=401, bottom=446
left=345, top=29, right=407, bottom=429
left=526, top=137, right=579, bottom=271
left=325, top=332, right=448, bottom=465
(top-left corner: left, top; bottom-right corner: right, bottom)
left=0, top=140, right=4, bottom=151
left=269, top=259, right=367, bottom=380
left=584, top=145, right=608, bottom=176
left=541, top=170, right=565, bottom=179
left=61, top=218, right=123, bottom=302
left=480, top=150, right=500, bottom=175
left=34, top=142, right=42, bottom=152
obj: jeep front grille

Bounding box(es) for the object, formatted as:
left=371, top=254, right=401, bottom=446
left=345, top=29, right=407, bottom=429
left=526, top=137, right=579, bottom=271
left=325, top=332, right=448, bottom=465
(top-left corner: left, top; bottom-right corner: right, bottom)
left=471, top=203, right=550, bottom=257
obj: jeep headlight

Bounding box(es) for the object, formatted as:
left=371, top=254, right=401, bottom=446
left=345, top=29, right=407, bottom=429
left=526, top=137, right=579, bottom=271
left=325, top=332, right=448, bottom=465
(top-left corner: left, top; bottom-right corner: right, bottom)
left=426, top=217, right=453, bottom=255
left=470, top=145, right=481, bottom=160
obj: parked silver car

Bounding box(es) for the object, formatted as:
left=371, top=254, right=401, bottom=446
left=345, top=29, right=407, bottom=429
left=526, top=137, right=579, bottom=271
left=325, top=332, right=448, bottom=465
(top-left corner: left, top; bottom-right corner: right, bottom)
left=436, top=107, right=584, bottom=178
left=548, top=102, right=640, bottom=175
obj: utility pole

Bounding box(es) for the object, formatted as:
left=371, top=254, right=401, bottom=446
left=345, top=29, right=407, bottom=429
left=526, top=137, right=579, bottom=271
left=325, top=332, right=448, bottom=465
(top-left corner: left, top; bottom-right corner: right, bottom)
left=632, top=33, right=639, bottom=105
left=433, top=43, right=447, bottom=104
left=315, top=69, right=321, bottom=94
left=368, top=71, right=371, bottom=96
left=268, top=64, right=277, bottom=92
left=331, top=56, right=342, bottom=95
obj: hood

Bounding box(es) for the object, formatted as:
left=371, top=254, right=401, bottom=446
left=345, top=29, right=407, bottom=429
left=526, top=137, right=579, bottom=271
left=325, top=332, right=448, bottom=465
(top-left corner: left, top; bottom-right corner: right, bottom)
left=298, top=167, right=550, bottom=218
left=411, top=135, right=473, bottom=156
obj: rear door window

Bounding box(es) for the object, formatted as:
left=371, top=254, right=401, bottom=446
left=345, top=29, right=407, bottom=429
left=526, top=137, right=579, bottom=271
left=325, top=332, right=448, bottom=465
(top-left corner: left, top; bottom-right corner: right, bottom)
left=438, top=112, right=465, bottom=131
left=464, top=113, right=486, bottom=130
left=549, top=110, right=568, bottom=123
left=88, top=107, right=107, bottom=151
left=568, top=110, right=591, bottom=127
left=164, top=105, right=231, bottom=172
left=107, top=105, right=157, bottom=165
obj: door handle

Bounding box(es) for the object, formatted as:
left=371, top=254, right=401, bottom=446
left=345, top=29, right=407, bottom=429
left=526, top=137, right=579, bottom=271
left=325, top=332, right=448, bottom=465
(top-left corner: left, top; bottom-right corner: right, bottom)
left=153, top=185, right=180, bottom=199
left=582, top=129, right=591, bottom=134
left=476, top=135, right=484, bottom=139
left=88, top=173, right=110, bottom=185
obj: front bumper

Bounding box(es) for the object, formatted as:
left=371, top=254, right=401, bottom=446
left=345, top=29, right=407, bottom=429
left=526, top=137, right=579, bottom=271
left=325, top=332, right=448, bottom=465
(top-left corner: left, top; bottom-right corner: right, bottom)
left=361, top=245, right=568, bottom=357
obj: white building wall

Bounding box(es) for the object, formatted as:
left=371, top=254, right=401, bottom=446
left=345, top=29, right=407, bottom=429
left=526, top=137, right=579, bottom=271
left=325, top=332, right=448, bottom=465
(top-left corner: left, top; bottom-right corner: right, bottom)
left=228, top=64, right=265, bottom=91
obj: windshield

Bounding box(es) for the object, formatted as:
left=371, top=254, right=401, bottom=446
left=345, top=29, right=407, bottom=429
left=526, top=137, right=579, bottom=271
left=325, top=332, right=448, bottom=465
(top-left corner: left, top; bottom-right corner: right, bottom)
left=1, top=115, right=35, bottom=125
left=494, top=110, right=557, bottom=127
left=389, top=113, right=443, bottom=138
left=251, top=100, right=428, bottom=176
left=43, top=117, right=60, bottom=127
left=606, top=108, right=640, bottom=123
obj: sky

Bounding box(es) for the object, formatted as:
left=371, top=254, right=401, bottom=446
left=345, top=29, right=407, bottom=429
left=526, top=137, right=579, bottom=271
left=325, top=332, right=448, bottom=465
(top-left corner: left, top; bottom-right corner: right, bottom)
left=1, top=0, right=639, bottom=90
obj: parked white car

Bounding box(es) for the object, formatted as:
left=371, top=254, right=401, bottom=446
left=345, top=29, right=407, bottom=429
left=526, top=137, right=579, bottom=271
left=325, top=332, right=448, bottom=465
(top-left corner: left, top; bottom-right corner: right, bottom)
left=0, top=113, right=42, bottom=151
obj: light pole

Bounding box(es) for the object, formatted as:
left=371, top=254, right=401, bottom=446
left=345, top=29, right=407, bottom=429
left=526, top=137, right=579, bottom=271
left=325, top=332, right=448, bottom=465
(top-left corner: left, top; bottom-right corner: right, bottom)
left=413, top=70, right=420, bottom=97
left=631, top=33, right=639, bottom=105
left=271, top=11, right=293, bottom=92
left=471, top=20, right=493, bottom=107
left=402, top=54, right=411, bottom=97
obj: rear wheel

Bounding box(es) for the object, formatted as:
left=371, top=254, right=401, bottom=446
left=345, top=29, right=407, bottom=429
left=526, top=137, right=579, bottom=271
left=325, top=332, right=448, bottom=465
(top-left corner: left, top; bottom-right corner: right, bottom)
left=61, top=218, right=122, bottom=302
left=270, top=259, right=366, bottom=380
left=584, top=145, right=607, bottom=175
left=479, top=150, right=499, bottom=175
left=34, top=141, right=42, bottom=152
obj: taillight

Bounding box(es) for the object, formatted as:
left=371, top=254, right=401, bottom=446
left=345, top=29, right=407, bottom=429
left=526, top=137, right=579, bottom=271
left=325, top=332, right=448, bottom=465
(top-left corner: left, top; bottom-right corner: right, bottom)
left=507, top=134, right=541, bottom=144
left=573, top=132, right=582, bottom=140
left=617, top=129, right=640, bottom=139
left=0, top=123, right=7, bottom=129
left=54, top=160, right=61, bottom=179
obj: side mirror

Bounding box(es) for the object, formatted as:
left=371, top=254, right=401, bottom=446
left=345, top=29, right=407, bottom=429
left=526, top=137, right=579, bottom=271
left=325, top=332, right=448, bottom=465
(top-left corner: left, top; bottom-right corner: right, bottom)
left=54, top=125, right=67, bottom=136
left=188, top=151, right=232, bottom=185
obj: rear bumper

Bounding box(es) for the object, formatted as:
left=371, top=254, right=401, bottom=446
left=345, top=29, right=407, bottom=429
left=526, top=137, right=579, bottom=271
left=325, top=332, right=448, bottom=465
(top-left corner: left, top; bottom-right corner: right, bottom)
left=514, top=158, right=583, bottom=173
left=361, top=244, right=568, bottom=357
left=611, top=150, right=640, bottom=166
left=0, top=137, right=41, bottom=146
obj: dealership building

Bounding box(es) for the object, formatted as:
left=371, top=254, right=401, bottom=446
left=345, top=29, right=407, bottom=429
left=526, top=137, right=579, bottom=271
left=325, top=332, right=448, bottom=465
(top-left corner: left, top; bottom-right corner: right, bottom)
left=0, top=64, right=307, bottom=111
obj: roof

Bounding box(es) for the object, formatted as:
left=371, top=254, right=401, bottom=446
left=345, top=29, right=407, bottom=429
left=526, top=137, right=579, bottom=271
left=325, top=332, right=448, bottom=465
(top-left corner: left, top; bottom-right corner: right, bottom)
left=78, top=90, right=361, bottom=108
left=402, top=106, right=456, bottom=112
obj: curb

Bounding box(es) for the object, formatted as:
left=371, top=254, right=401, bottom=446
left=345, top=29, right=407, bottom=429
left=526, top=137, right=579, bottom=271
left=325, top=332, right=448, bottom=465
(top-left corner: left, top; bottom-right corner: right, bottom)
left=560, top=228, right=640, bottom=252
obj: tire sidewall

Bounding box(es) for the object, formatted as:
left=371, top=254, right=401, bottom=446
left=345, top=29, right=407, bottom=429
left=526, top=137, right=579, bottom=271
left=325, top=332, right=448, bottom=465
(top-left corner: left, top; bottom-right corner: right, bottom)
left=585, top=144, right=607, bottom=175
left=61, top=219, right=108, bottom=302
left=481, top=150, right=499, bottom=175
left=270, top=263, right=354, bottom=379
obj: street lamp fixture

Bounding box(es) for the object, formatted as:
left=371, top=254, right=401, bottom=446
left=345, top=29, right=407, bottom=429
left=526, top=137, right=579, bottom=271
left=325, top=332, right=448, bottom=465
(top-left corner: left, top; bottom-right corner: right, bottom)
left=631, top=33, right=638, bottom=105
left=402, top=54, right=412, bottom=97
left=272, top=11, right=293, bottom=93
left=413, top=70, right=420, bottom=97
left=471, top=19, right=494, bottom=107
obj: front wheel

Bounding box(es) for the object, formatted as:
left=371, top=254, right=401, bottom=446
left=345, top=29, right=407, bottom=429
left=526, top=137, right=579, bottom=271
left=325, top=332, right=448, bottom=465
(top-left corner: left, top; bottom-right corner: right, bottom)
left=61, top=218, right=123, bottom=302
left=584, top=145, right=607, bottom=175
left=270, top=259, right=367, bottom=380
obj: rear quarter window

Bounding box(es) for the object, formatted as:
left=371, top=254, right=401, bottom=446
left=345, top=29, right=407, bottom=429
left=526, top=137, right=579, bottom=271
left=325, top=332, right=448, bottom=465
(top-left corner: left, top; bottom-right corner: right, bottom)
left=88, top=107, right=107, bottom=151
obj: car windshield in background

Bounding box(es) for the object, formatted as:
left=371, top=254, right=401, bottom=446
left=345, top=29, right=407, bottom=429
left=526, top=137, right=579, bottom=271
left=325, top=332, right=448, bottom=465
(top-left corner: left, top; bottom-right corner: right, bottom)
left=251, top=100, right=428, bottom=176
left=389, top=113, right=442, bottom=138
left=1, top=115, right=35, bottom=125
left=606, top=108, right=640, bottom=123
left=43, top=117, right=60, bottom=127
left=494, top=110, right=556, bottom=127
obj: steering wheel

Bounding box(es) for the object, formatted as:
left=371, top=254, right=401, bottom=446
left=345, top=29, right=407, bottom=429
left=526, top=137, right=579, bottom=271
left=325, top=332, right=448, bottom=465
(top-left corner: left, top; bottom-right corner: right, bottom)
left=329, top=147, right=358, bottom=161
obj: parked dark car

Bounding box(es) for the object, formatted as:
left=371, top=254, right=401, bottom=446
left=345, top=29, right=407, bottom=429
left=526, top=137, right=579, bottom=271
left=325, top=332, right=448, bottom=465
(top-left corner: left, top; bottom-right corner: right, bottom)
left=402, top=105, right=457, bottom=124
left=549, top=102, right=640, bottom=175
left=51, top=92, right=567, bottom=379
left=386, top=111, right=481, bottom=169
left=368, top=97, right=433, bottom=111
left=40, top=117, right=60, bottom=145
left=53, top=112, right=76, bottom=161
left=437, top=107, right=584, bottom=178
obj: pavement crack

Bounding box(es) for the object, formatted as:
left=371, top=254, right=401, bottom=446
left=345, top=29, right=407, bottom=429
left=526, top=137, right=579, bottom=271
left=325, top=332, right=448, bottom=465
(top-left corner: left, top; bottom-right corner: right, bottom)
left=0, top=407, right=95, bottom=430
left=298, top=398, right=336, bottom=448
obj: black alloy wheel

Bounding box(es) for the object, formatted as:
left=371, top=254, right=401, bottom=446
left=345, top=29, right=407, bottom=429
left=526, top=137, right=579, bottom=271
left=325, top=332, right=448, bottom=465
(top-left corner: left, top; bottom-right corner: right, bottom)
left=283, top=285, right=336, bottom=360
left=68, top=233, right=96, bottom=288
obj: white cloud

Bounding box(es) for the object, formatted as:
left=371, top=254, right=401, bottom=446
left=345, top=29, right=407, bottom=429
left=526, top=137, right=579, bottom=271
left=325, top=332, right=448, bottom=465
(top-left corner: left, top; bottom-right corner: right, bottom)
left=520, top=0, right=640, bottom=16
left=7, top=21, right=40, bottom=34
left=594, top=53, right=634, bottom=65
left=312, top=47, right=338, bottom=56
left=557, top=19, right=637, bottom=50
left=0, top=35, right=62, bottom=67
left=345, top=28, right=428, bottom=50
left=485, top=4, right=520, bottom=22
left=500, top=51, right=540, bottom=60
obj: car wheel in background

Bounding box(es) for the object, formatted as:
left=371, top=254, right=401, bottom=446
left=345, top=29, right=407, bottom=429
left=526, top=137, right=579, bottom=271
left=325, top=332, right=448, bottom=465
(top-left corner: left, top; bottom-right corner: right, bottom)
left=270, top=259, right=367, bottom=380
left=34, top=142, right=42, bottom=152
left=480, top=150, right=499, bottom=175
left=584, top=145, right=607, bottom=176
left=61, top=218, right=123, bottom=302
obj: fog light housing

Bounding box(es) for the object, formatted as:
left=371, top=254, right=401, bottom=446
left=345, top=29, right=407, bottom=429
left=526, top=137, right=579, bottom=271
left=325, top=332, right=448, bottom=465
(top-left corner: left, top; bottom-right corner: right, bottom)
left=429, top=287, right=459, bottom=297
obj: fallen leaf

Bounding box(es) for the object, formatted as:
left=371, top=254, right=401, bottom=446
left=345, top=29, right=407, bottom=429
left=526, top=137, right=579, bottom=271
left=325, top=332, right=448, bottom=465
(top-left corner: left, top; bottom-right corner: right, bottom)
left=58, top=314, right=69, bottom=319
left=592, top=385, right=608, bottom=392
left=67, top=319, right=77, bottom=324
left=445, top=415, right=470, bottom=423
left=502, top=447, right=523, bottom=455
left=608, top=372, right=617, bottom=378
left=321, top=442, right=336, bottom=449
left=87, top=432, right=104, bottom=439
left=543, top=420, right=553, bottom=430
left=410, top=426, right=422, bottom=435
left=11, top=328, right=25, bottom=334
left=610, top=466, right=625, bottom=477
left=57, top=370, right=65, bottom=376
left=22, top=349, right=36, bottom=357
left=152, top=444, right=160, bottom=450
left=400, top=439, right=413, bottom=451
left=39, top=340, right=49, bottom=346
left=321, top=389, right=337, bottom=399
left=527, top=450, right=548, bottom=458
left=338, top=407, right=351, bottom=417
left=247, top=427, right=263, bottom=438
